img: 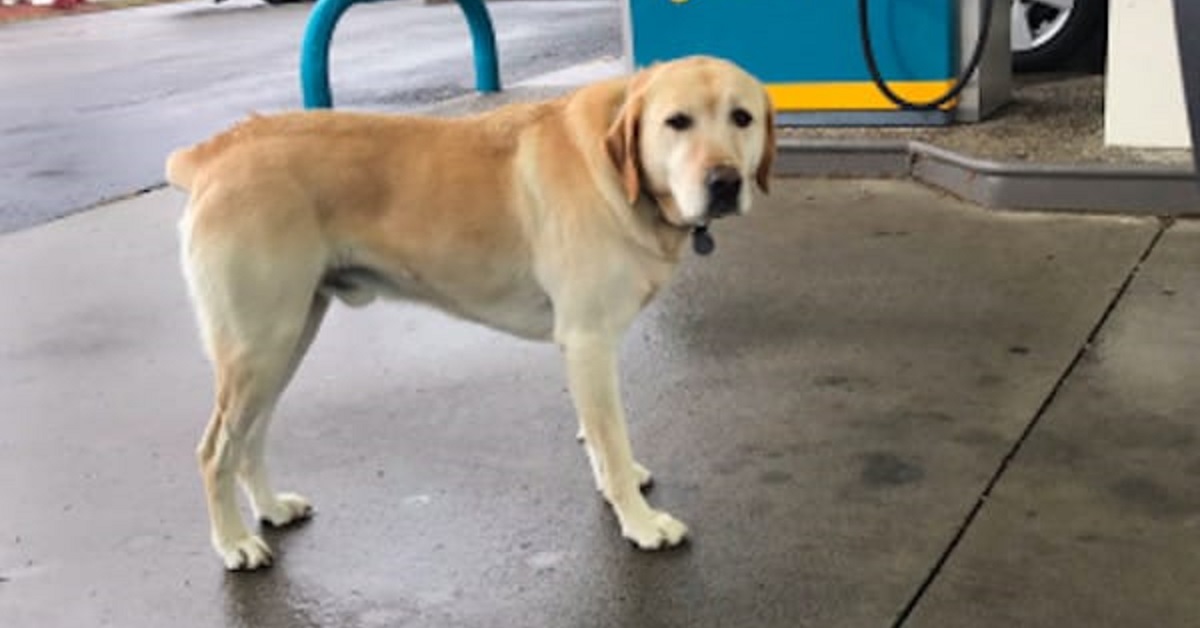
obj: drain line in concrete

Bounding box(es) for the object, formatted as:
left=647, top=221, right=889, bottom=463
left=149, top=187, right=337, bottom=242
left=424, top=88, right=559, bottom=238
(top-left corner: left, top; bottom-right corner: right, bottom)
left=888, top=218, right=1171, bottom=628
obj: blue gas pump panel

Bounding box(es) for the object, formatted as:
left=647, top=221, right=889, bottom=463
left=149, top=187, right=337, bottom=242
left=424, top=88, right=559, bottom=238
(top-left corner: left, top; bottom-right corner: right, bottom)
left=626, top=0, right=958, bottom=112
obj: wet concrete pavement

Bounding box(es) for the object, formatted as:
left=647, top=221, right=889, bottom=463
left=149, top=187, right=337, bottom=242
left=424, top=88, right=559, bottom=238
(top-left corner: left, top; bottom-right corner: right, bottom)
left=907, top=222, right=1200, bottom=628
left=0, top=0, right=619, bottom=233
left=4, top=171, right=1198, bottom=626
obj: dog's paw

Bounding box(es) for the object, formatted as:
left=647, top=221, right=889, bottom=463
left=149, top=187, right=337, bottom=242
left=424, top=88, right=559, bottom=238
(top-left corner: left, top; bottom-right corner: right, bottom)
left=215, top=534, right=274, bottom=571
left=621, top=510, right=688, bottom=550
left=256, top=492, right=314, bottom=528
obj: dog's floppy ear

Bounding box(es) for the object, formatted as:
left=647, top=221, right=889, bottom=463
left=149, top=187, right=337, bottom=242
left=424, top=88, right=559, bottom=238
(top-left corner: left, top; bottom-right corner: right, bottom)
left=606, top=71, right=652, bottom=205
left=756, top=89, right=776, bottom=194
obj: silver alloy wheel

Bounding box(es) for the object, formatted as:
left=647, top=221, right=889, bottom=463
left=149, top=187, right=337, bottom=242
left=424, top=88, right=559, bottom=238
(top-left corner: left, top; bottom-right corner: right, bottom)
left=1011, top=0, right=1076, bottom=53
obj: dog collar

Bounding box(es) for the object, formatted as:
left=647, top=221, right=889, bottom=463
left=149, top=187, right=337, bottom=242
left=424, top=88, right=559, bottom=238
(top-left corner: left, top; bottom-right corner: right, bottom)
left=644, top=191, right=712, bottom=256
left=692, top=225, right=715, bottom=256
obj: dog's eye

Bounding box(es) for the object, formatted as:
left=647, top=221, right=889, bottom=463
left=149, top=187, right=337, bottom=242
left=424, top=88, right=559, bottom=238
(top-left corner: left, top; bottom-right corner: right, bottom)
left=665, top=113, right=693, bottom=131
left=731, top=108, right=754, bottom=128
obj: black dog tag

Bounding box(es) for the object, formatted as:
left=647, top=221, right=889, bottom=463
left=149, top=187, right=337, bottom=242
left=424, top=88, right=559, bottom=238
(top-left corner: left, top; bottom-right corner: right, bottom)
left=692, top=226, right=715, bottom=256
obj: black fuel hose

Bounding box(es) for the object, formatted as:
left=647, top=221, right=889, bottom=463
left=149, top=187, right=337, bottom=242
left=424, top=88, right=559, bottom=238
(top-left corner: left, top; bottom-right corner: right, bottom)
left=858, top=0, right=996, bottom=110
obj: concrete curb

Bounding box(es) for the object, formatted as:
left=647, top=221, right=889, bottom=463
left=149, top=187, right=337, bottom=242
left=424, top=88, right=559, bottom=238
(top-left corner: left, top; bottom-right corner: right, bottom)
left=777, top=138, right=1200, bottom=216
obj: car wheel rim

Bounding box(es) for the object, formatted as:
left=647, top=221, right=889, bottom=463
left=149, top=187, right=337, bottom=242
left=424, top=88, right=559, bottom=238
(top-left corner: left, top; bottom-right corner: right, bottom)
left=1011, top=0, right=1076, bottom=53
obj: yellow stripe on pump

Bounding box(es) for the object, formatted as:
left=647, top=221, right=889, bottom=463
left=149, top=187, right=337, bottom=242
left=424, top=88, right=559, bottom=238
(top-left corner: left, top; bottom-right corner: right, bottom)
left=766, top=81, right=958, bottom=111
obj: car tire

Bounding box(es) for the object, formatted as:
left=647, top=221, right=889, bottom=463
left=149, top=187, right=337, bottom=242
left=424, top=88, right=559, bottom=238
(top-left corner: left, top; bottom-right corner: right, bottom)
left=1012, top=0, right=1107, bottom=73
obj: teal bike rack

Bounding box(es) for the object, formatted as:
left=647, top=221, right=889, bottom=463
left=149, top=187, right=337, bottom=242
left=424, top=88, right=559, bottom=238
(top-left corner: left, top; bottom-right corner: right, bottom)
left=301, top=0, right=500, bottom=109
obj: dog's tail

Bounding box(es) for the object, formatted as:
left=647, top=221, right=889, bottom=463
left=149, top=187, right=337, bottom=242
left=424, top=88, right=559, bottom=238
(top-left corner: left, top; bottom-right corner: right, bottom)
left=166, top=114, right=268, bottom=192
left=165, top=145, right=198, bottom=191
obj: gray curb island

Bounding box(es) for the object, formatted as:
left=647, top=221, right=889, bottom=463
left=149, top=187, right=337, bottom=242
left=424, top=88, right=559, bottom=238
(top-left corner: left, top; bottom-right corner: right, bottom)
left=777, top=138, right=1200, bottom=216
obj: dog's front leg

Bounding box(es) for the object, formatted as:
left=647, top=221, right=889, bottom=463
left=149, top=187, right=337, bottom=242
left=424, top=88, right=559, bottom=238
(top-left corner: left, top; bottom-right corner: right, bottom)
left=562, top=334, right=688, bottom=549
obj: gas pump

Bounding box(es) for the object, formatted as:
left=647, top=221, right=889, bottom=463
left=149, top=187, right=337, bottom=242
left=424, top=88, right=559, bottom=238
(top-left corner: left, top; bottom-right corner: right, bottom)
left=623, top=0, right=1012, bottom=126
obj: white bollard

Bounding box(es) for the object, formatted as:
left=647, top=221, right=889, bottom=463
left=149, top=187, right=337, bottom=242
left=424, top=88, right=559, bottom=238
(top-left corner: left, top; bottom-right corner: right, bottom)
left=1105, top=0, right=1192, bottom=148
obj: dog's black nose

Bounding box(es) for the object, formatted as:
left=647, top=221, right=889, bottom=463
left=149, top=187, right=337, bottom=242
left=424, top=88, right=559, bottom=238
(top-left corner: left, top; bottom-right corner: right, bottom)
left=705, top=165, right=742, bottom=217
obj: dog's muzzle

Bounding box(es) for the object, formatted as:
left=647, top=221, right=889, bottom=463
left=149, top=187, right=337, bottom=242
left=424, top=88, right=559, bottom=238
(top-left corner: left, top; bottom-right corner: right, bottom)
left=705, top=165, right=742, bottom=219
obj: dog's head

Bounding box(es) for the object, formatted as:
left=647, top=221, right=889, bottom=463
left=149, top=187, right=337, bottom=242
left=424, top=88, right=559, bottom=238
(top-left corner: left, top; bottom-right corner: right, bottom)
left=606, top=56, right=775, bottom=228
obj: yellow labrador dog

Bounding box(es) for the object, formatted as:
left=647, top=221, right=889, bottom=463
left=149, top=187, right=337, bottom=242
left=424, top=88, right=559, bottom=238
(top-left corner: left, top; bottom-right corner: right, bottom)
left=166, top=55, right=775, bottom=570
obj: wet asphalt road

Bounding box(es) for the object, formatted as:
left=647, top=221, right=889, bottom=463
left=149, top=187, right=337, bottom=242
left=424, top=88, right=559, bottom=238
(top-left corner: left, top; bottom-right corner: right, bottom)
left=0, top=0, right=620, bottom=233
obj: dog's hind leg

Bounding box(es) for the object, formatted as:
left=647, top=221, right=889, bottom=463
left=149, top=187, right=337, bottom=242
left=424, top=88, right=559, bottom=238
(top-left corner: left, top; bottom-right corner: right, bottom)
left=182, top=209, right=327, bottom=570
left=196, top=332, right=307, bottom=570
left=237, top=294, right=330, bottom=529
